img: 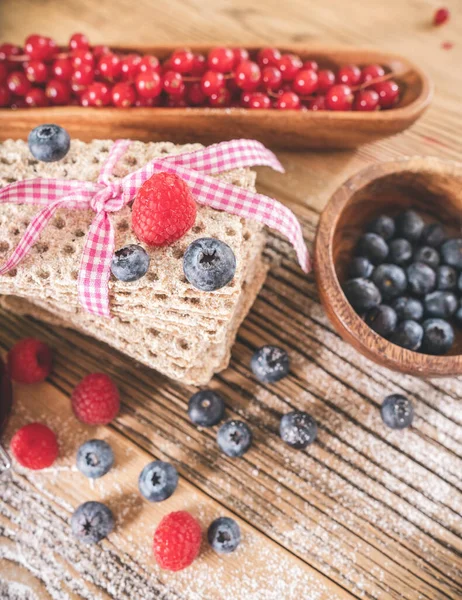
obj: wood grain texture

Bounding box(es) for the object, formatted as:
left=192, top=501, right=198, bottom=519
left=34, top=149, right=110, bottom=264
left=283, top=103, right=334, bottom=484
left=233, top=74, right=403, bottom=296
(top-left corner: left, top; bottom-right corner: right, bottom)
left=1, top=0, right=462, bottom=599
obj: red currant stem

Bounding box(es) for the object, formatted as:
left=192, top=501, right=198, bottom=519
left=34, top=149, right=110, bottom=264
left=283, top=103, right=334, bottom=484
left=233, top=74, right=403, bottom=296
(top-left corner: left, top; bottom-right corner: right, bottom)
left=354, top=69, right=410, bottom=91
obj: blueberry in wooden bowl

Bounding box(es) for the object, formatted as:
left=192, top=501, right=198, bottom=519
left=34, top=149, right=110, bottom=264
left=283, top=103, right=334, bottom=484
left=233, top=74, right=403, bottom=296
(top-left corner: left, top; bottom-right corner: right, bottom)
left=314, top=157, right=462, bottom=377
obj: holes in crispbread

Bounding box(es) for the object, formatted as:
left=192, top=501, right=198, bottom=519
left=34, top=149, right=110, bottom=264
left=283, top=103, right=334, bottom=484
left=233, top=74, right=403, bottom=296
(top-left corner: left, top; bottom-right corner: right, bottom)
left=8, top=269, right=17, bottom=277
left=10, top=227, right=20, bottom=236
left=117, top=220, right=129, bottom=232
left=178, top=339, right=189, bottom=350
left=124, top=155, right=138, bottom=167
left=192, top=223, right=204, bottom=234
left=226, top=228, right=236, bottom=236
left=34, top=242, right=49, bottom=254
left=71, top=270, right=79, bottom=281
left=53, top=217, right=66, bottom=229
left=63, top=244, right=75, bottom=255
left=5, top=177, right=17, bottom=184
left=38, top=269, right=50, bottom=280
left=147, top=272, right=159, bottom=282
left=243, top=232, right=250, bottom=241
left=0, top=241, right=9, bottom=253
left=0, top=157, right=13, bottom=165
left=74, top=229, right=85, bottom=237
left=148, top=328, right=160, bottom=337
left=172, top=247, right=185, bottom=260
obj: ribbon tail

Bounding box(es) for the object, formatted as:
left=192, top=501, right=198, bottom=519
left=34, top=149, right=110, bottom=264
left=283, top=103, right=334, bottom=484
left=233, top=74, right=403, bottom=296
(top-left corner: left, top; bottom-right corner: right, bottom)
left=78, top=211, right=114, bottom=318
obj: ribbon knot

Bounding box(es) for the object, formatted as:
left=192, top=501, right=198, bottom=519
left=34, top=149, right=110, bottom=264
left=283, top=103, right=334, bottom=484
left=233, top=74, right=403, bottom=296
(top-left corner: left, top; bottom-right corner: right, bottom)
left=90, top=182, right=125, bottom=214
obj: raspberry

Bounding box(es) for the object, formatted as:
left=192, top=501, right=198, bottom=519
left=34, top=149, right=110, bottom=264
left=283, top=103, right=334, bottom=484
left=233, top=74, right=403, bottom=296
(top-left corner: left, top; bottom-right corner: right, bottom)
left=71, top=373, right=120, bottom=425
left=10, top=423, right=59, bottom=469
left=153, top=511, right=202, bottom=571
left=131, top=172, right=197, bottom=246
left=7, top=338, right=52, bottom=384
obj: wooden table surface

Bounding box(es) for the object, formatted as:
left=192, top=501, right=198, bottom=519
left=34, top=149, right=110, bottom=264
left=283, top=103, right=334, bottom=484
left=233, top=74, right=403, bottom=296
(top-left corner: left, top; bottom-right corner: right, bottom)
left=0, top=1, right=461, bottom=599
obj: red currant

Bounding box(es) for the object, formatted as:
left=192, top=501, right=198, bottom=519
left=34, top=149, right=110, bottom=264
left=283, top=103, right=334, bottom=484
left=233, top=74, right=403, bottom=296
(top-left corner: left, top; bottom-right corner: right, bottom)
left=240, top=92, right=251, bottom=107
left=325, top=84, right=353, bottom=110
left=257, top=47, right=281, bottom=67
left=372, top=80, right=399, bottom=108
left=227, top=77, right=241, bottom=98
left=247, top=92, right=271, bottom=109
left=69, top=33, right=89, bottom=52
left=51, top=58, right=73, bottom=82
left=25, top=61, right=48, bottom=84
left=86, top=82, right=112, bottom=106
left=170, top=49, right=194, bottom=74
left=190, top=53, right=207, bottom=76
left=209, top=87, right=232, bottom=107
left=303, top=60, right=319, bottom=72
left=262, top=66, right=282, bottom=91
left=277, top=54, right=302, bottom=81
left=336, top=64, right=361, bottom=86
left=11, top=98, right=27, bottom=109
left=208, top=47, right=234, bottom=73
left=135, top=71, right=162, bottom=98
left=98, top=53, right=121, bottom=82
left=138, top=55, right=161, bottom=74
left=0, top=63, right=6, bottom=84
left=235, top=61, right=261, bottom=91
left=93, top=45, right=111, bottom=59
left=353, top=89, right=379, bottom=111
left=112, top=82, right=136, bottom=107
left=7, top=71, right=30, bottom=96
left=46, top=79, right=71, bottom=105
left=80, top=89, right=91, bottom=107
left=232, top=48, right=249, bottom=67
left=25, top=87, right=48, bottom=107
left=120, top=54, right=142, bottom=81
left=360, top=64, right=385, bottom=84
left=317, top=69, right=336, bottom=93
left=276, top=91, right=300, bottom=110
left=186, top=82, right=206, bottom=106
left=71, top=49, right=94, bottom=69
left=434, top=7, right=450, bottom=25
left=25, top=35, right=57, bottom=61
left=135, top=96, right=161, bottom=107
left=165, top=95, right=188, bottom=107
left=292, top=69, right=318, bottom=95
left=163, top=70, right=185, bottom=96
left=0, top=85, right=11, bottom=107
left=200, top=70, right=225, bottom=96
left=72, top=64, right=95, bottom=87
left=0, top=43, right=21, bottom=62
left=307, top=95, right=326, bottom=111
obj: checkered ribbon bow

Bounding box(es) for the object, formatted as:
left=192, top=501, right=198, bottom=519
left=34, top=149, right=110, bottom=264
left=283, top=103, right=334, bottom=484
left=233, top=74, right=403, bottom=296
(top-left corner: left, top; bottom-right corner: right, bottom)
left=0, top=139, right=310, bottom=317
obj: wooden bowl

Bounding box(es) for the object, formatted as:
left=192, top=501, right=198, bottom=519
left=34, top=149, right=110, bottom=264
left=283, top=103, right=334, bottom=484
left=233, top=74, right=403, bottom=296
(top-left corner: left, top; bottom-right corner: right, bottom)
left=314, top=157, right=462, bottom=378
left=0, top=45, right=432, bottom=149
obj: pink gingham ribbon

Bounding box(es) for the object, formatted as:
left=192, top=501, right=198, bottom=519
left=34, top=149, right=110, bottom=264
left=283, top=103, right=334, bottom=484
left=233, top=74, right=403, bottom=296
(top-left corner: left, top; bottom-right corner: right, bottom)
left=0, top=139, right=310, bottom=317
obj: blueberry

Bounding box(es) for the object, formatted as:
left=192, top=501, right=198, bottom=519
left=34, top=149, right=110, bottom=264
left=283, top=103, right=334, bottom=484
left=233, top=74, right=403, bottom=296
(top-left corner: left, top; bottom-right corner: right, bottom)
left=371, top=264, right=407, bottom=299
left=436, top=265, right=457, bottom=291
left=421, top=319, right=455, bottom=355
left=207, top=517, right=241, bottom=554
left=76, top=439, right=114, bottom=479
left=424, top=291, right=458, bottom=319
left=343, top=278, right=382, bottom=312
left=455, top=303, right=462, bottom=328
left=28, top=124, right=70, bottom=163
left=71, top=501, right=114, bottom=544
left=388, top=238, right=413, bottom=266
left=188, top=390, right=225, bottom=427
left=217, top=420, right=252, bottom=458
left=413, top=246, right=440, bottom=270
left=365, top=305, right=398, bottom=338
left=250, top=345, right=289, bottom=383
left=406, top=262, right=436, bottom=297
left=138, top=460, right=178, bottom=502
left=395, top=210, right=424, bottom=242
left=349, top=257, right=374, bottom=279
left=381, top=394, right=414, bottom=429
left=280, top=411, right=317, bottom=449
left=389, top=320, right=423, bottom=351
left=391, top=296, right=424, bottom=322
left=367, top=215, right=395, bottom=240
left=440, top=239, right=462, bottom=270
left=421, top=223, right=447, bottom=248
left=356, top=233, right=389, bottom=265
left=183, top=238, right=236, bottom=291
left=111, top=244, right=150, bottom=282
left=458, top=272, right=462, bottom=294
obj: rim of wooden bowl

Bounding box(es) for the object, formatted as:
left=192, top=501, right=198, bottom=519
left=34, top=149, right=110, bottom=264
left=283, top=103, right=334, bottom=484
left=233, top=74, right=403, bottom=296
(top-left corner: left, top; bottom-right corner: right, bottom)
left=314, top=157, right=462, bottom=378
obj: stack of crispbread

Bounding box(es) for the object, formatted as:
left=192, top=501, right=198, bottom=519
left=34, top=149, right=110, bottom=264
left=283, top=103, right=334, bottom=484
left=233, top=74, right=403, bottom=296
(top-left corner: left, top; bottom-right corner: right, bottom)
left=0, top=139, right=268, bottom=385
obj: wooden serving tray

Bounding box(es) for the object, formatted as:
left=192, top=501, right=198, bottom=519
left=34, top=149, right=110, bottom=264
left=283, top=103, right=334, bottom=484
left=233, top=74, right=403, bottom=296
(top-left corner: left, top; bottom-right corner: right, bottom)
left=0, top=45, right=433, bottom=149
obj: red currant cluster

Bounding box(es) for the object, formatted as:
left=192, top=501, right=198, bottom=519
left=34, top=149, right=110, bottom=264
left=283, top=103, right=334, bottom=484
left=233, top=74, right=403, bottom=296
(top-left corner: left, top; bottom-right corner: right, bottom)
left=0, top=35, right=400, bottom=111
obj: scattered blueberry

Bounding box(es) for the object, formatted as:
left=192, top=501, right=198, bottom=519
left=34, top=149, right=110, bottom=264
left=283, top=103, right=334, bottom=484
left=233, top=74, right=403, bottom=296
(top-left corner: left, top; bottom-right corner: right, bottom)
left=389, top=320, right=423, bottom=351
left=208, top=517, right=241, bottom=554
left=424, top=291, right=458, bottom=319
left=365, top=305, right=398, bottom=338
left=421, top=319, right=455, bottom=355
left=436, top=265, right=458, bottom=291
left=250, top=345, right=289, bottom=383
left=71, top=501, right=114, bottom=544
left=367, top=215, right=395, bottom=240
left=343, top=278, right=382, bottom=312
left=138, top=460, right=178, bottom=502
left=388, top=238, right=413, bottom=266
left=371, top=264, right=407, bottom=299
left=279, top=411, right=317, bottom=449
left=406, top=262, right=436, bottom=297
left=421, top=223, right=447, bottom=248
left=413, top=246, right=440, bottom=270
left=111, top=244, right=150, bottom=282
left=391, top=296, right=424, bottom=322
left=28, top=124, right=70, bottom=163
left=349, top=257, right=374, bottom=279
left=217, top=420, right=252, bottom=458
left=381, top=394, right=414, bottom=429
left=356, top=233, right=389, bottom=265
left=395, top=210, right=424, bottom=242
left=188, top=390, right=225, bottom=427
left=440, top=239, right=462, bottom=270
left=76, top=439, right=114, bottom=479
left=183, top=238, right=236, bottom=291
